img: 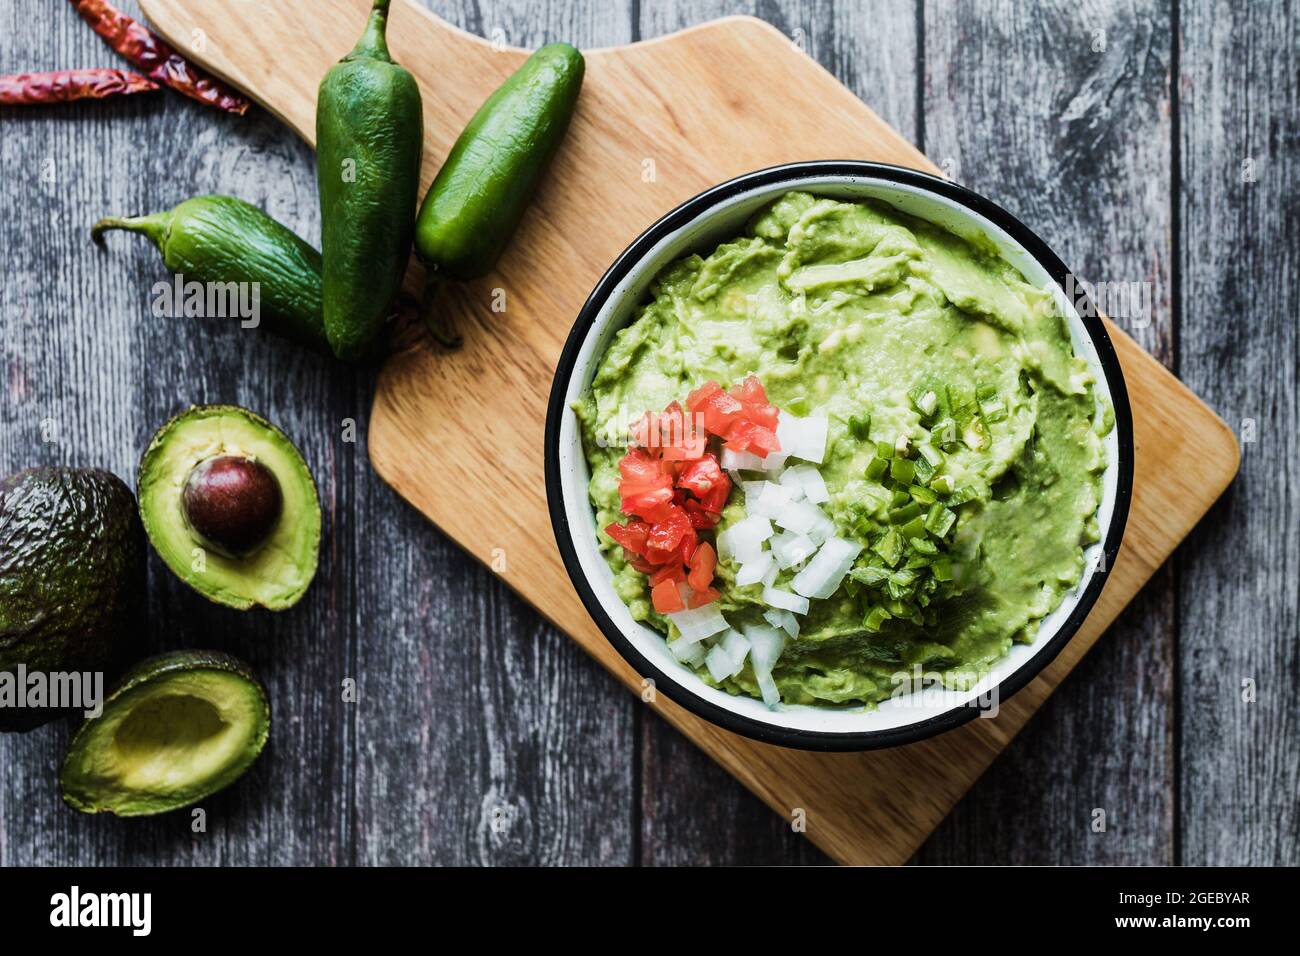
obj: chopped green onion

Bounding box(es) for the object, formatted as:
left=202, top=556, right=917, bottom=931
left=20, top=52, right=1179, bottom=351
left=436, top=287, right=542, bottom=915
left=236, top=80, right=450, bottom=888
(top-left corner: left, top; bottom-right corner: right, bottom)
left=865, top=456, right=888, bottom=480
left=932, top=558, right=954, bottom=582
left=901, top=516, right=927, bottom=541
left=909, top=483, right=938, bottom=505
left=787, top=395, right=810, bottom=415
left=873, top=528, right=903, bottom=567
left=931, top=474, right=956, bottom=495
left=863, top=606, right=891, bottom=632
left=925, top=504, right=957, bottom=537
left=889, top=489, right=912, bottom=508
left=918, top=443, right=944, bottom=467
left=890, top=501, right=922, bottom=525
left=889, top=457, right=915, bottom=484
left=875, top=439, right=894, bottom=460
left=912, top=455, right=936, bottom=483
left=847, top=413, right=872, bottom=440
left=910, top=535, right=938, bottom=555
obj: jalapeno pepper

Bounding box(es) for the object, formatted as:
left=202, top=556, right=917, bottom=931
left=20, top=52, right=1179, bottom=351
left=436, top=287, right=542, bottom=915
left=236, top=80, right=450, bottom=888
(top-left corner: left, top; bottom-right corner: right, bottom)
left=92, top=196, right=328, bottom=353
left=414, top=42, right=584, bottom=346
left=316, top=0, right=424, bottom=360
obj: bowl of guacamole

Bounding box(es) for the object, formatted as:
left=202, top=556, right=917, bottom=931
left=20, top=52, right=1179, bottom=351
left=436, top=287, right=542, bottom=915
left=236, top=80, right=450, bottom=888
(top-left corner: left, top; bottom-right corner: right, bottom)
left=546, top=161, right=1132, bottom=751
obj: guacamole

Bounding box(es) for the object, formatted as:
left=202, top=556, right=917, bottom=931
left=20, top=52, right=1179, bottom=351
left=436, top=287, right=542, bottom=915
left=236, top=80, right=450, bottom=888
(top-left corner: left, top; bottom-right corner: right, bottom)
left=578, top=191, right=1109, bottom=708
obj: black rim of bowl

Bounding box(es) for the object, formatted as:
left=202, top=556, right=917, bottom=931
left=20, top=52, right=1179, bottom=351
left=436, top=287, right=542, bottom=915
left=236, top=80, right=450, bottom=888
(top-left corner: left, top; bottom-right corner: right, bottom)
left=545, top=160, right=1135, bottom=752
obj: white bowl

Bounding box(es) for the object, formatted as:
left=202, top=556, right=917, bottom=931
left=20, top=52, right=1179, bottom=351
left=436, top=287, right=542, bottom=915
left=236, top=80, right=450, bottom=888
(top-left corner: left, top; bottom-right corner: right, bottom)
left=546, top=162, right=1133, bottom=751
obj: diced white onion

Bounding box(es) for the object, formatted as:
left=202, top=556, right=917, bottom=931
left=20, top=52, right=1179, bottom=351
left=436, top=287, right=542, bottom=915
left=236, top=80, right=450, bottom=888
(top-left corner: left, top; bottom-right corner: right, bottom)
left=772, top=499, right=821, bottom=535
left=760, top=452, right=789, bottom=472
left=742, top=479, right=766, bottom=500
left=775, top=414, right=828, bottom=464
left=720, top=629, right=751, bottom=669
left=722, top=447, right=765, bottom=471
left=748, top=481, right=794, bottom=519
left=777, top=467, right=806, bottom=500
left=762, top=586, right=810, bottom=615
left=788, top=464, right=830, bottom=504
left=791, top=536, right=864, bottom=600
left=743, top=624, right=786, bottom=708
left=735, top=550, right=774, bottom=586
left=763, top=607, right=801, bottom=639
left=772, top=531, right=817, bottom=569
left=670, top=638, right=707, bottom=665
left=806, top=509, right=837, bottom=545
left=666, top=603, right=730, bottom=642
left=705, top=644, right=740, bottom=682
left=761, top=562, right=779, bottom=587
left=727, top=514, right=774, bottom=564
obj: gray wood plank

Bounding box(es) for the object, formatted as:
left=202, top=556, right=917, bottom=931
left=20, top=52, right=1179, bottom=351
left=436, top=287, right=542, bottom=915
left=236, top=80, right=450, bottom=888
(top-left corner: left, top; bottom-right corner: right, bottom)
left=912, top=0, right=1178, bottom=864
left=1175, top=0, right=1299, bottom=866
left=633, top=0, right=918, bottom=867
left=348, top=0, right=639, bottom=866
left=0, top=0, right=352, bottom=864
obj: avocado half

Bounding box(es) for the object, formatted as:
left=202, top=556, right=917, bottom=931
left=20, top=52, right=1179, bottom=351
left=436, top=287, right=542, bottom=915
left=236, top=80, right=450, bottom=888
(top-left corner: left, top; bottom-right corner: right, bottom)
left=0, top=467, right=145, bottom=733
left=138, top=405, right=321, bottom=610
left=60, top=650, right=270, bottom=816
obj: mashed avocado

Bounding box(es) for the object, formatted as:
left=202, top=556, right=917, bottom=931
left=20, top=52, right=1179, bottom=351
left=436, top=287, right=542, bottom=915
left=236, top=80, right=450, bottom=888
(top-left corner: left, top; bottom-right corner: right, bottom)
left=578, top=191, right=1109, bottom=707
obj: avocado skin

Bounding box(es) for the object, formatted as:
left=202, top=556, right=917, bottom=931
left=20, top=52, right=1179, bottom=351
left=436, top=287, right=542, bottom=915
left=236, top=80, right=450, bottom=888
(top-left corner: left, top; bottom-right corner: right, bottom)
left=137, top=404, right=322, bottom=611
left=60, top=650, right=271, bottom=816
left=0, top=468, right=146, bottom=733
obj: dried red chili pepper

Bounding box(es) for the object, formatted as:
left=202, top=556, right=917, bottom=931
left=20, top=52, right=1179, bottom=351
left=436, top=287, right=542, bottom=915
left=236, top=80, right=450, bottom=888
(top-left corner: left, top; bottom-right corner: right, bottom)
left=0, top=68, right=159, bottom=105
left=69, top=0, right=250, bottom=115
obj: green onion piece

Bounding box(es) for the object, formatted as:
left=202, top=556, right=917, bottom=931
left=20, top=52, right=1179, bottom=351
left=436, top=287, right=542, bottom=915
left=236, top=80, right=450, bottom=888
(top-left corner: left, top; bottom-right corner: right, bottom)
left=873, top=528, right=902, bottom=566
left=948, top=485, right=979, bottom=506
left=909, top=484, right=938, bottom=505
left=851, top=564, right=890, bottom=586
left=909, top=536, right=938, bottom=555
left=918, top=443, right=944, bottom=467
left=889, top=489, right=912, bottom=508
left=976, top=383, right=998, bottom=401
left=913, top=455, right=936, bottom=483
left=932, top=557, right=954, bottom=582
left=890, top=501, right=922, bottom=525
left=901, top=515, right=927, bottom=541
left=931, top=417, right=960, bottom=449
left=865, top=456, right=888, bottom=480
left=925, top=504, right=957, bottom=537
left=848, top=413, right=872, bottom=440
left=931, top=474, right=956, bottom=495
left=787, top=396, right=809, bottom=415
left=889, top=457, right=915, bottom=484
left=875, top=439, right=894, bottom=460
left=863, top=606, right=891, bottom=632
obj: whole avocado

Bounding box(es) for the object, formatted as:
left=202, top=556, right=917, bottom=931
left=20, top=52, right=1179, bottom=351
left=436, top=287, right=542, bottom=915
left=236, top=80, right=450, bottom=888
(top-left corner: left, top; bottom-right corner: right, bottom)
left=0, top=468, right=146, bottom=732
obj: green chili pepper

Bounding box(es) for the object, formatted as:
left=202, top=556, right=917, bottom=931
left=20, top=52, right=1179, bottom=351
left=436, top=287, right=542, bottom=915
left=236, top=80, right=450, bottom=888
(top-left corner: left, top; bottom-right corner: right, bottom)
left=317, top=0, right=424, bottom=360
left=414, top=42, right=584, bottom=346
left=92, top=196, right=328, bottom=352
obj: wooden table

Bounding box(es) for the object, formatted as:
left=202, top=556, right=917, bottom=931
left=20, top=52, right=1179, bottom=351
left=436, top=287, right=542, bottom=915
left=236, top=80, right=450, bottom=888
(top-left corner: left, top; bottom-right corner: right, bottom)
left=0, top=0, right=1294, bottom=866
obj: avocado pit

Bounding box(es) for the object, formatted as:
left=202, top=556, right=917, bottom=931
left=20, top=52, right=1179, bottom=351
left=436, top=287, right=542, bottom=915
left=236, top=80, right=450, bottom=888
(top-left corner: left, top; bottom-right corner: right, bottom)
left=182, top=455, right=283, bottom=558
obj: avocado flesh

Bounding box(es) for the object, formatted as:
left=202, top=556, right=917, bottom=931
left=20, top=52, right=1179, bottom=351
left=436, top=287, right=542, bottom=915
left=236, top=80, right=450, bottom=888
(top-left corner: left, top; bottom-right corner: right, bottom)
left=0, top=468, right=145, bottom=732
left=60, top=651, right=270, bottom=816
left=138, top=405, right=321, bottom=610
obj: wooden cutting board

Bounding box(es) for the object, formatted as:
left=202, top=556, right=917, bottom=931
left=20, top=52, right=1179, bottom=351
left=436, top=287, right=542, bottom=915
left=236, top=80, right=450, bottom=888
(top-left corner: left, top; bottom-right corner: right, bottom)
left=139, top=0, right=1239, bottom=865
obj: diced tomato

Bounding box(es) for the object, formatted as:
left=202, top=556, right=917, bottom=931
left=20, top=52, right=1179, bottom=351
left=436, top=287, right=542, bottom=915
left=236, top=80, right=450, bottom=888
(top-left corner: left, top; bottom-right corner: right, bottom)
left=605, top=521, right=649, bottom=554
left=685, top=380, right=722, bottom=411
left=651, top=578, right=685, bottom=614
left=645, top=505, right=691, bottom=554
left=697, top=471, right=732, bottom=514
left=677, top=455, right=724, bottom=499
left=649, top=563, right=686, bottom=586
left=744, top=402, right=780, bottom=430
left=723, top=418, right=780, bottom=457
left=683, top=499, right=720, bottom=528
left=729, top=374, right=769, bottom=406
left=687, top=587, right=720, bottom=608
left=687, top=542, right=717, bottom=592
left=696, top=389, right=745, bottom=437
left=627, top=553, right=655, bottom=574
left=677, top=526, right=698, bottom=565
left=618, top=446, right=665, bottom=486
left=620, top=486, right=673, bottom=522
